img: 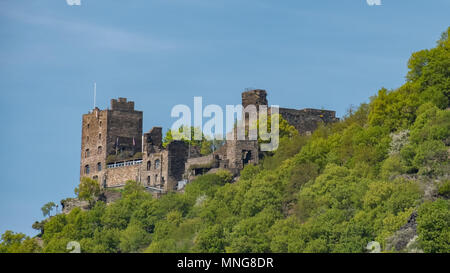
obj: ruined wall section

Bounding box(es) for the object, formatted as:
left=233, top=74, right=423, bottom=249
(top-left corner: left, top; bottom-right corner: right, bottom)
left=143, top=127, right=163, bottom=154
left=184, top=154, right=221, bottom=180
left=279, top=108, right=338, bottom=135
left=242, top=89, right=268, bottom=109
left=226, top=140, right=259, bottom=174
left=166, top=141, right=189, bottom=191
left=79, top=92, right=340, bottom=193
left=241, top=89, right=338, bottom=135
left=186, top=154, right=216, bottom=167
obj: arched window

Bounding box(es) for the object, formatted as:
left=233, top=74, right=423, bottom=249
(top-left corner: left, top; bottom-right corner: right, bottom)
left=97, top=162, right=102, bottom=172
left=155, top=174, right=158, bottom=184
left=155, top=159, right=160, bottom=169
left=85, top=165, right=90, bottom=174
left=85, top=149, right=90, bottom=158
left=147, top=161, right=151, bottom=171
left=99, top=133, right=102, bottom=140
left=98, top=146, right=102, bottom=154
left=99, top=121, right=102, bottom=127
left=86, top=136, right=90, bottom=142
left=147, top=176, right=151, bottom=186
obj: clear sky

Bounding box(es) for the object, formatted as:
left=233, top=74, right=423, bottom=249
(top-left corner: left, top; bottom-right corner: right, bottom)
left=0, top=0, right=448, bottom=236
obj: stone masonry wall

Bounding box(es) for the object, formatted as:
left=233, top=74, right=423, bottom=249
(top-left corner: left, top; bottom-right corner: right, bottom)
left=241, top=89, right=338, bottom=135
left=226, top=140, right=259, bottom=173
left=242, top=89, right=268, bottom=109
left=141, top=151, right=168, bottom=190
left=167, top=141, right=189, bottom=191
left=144, top=127, right=163, bottom=154
left=279, top=107, right=338, bottom=135
left=106, top=99, right=143, bottom=156
left=80, top=108, right=107, bottom=183
left=105, top=164, right=141, bottom=187
left=79, top=92, right=339, bottom=194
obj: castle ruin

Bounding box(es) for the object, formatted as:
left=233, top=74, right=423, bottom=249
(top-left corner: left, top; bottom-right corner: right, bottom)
left=79, top=90, right=338, bottom=194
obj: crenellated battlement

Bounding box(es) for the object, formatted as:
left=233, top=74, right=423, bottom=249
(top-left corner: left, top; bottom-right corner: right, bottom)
left=111, top=97, right=135, bottom=112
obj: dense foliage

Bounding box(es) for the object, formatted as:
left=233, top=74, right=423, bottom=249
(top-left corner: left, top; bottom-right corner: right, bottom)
left=1, top=28, right=449, bottom=253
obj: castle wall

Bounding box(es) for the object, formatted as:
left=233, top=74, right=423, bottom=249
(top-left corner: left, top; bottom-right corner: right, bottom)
left=80, top=108, right=107, bottom=182
left=144, top=127, right=163, bottom=154
left=279, top=108, right=338, bottom=135
left=104, top=164, right=142, bottom=187
left=240, top=89, right=338, bottom=135
left=186, top=154, right=216, bottom=167
left=185, top=154, right=220, bottom=180
left=242, top=89, right=268, bottom=109
left=166, top=141, right=189, bottom=191
left=141, top=132, right=189, bottom=192
left=111, top=97, right=135, bottom=111
left=141, top=151, right=168, bottom=190
left=226, top=140, right=259, bottom=172
left=106, top=109, right=143, bottom=156
left=79, top=92, right=339, bottom=194
left=80, top=98, right=143, bottom=188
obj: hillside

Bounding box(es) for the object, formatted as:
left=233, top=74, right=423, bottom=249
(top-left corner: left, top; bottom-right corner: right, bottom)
left=1, top=27, right=449, bottom=254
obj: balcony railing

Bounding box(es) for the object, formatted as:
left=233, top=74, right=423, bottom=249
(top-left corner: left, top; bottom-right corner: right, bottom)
left=107, top=159, right=143, bottom=169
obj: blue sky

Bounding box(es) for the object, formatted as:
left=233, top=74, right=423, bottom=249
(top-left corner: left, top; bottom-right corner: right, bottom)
left=0, top=0, right=448, bottom=236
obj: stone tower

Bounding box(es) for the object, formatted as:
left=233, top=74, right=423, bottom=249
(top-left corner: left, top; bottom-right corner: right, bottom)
left=242, top=89, right=268, bottom=109
left=80, top=98, right=143, bottom=186
left=241, top=89, right=269, bottom=131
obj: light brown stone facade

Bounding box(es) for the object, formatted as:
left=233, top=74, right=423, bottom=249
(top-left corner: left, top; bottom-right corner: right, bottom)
left=79, top=90, right=338, bottom=195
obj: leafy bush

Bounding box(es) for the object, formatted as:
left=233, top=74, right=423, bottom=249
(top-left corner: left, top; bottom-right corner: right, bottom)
left=438, top=180, right=450, bottom=198
left=417, top=199, right=450, bottom=253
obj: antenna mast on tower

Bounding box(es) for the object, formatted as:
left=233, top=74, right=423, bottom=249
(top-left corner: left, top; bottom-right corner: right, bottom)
left=93, top=82, right=97, bottom=109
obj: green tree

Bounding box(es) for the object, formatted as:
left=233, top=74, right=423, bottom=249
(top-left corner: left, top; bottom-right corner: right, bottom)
left=417, top=199, right=450, bottom=253
left=75, top=177, right=101, bottom=205
left=119, top=223, right=151, bottom=253
left=163, top=126, right=204, bottom=148
left=41, top=202, right=56, bottom=217
left=0, top=231, right=41, bottom=253
left=193, top=224, right=226, bottom=253
left=200, top=140, right=212, bottom=155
